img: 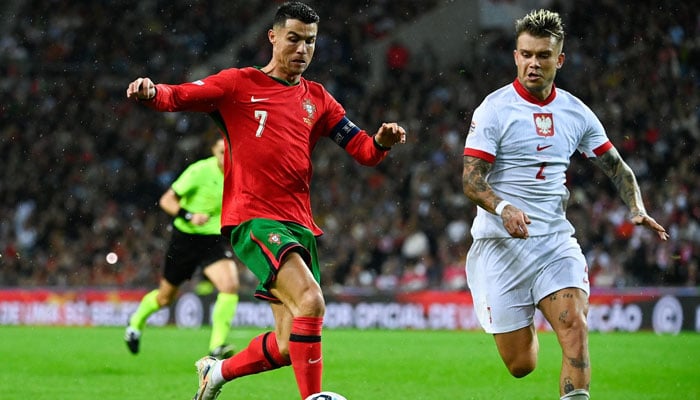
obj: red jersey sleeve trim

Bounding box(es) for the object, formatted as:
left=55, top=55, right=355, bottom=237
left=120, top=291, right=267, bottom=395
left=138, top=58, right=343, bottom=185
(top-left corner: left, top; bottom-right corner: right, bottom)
left=592, top=140, right=613, bottom=156
left=464, top=148, right=495, bottom=163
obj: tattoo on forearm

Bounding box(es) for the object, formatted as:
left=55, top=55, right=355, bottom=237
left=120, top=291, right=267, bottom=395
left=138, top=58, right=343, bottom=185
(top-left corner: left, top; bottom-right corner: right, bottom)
left=595, top=149, right=645, bottom=212
left=462, top=157, right=498, bottom=211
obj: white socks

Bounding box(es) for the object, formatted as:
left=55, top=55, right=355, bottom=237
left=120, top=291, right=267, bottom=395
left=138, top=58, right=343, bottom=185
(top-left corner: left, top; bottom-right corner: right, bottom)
left=211, top=359, right=225, bottom=385
left=560, top=389, right=590, bottom=399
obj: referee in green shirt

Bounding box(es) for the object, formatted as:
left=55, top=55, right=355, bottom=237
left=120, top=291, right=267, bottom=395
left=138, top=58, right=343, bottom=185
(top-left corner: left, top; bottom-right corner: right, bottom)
left=125, top=138, right=240, bottom=359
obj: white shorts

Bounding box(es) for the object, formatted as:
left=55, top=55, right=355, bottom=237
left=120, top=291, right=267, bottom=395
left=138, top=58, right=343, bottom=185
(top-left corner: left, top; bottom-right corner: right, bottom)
left=466, top=231, right=589, bottom=334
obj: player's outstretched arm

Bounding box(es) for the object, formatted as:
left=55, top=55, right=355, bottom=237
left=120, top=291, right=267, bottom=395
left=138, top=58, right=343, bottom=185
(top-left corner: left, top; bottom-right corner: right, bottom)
left=343, top=122, right=407, bottom=166
left=591, top=147, right=669, bottom=241
left=126, top=77, right=156, bottom=100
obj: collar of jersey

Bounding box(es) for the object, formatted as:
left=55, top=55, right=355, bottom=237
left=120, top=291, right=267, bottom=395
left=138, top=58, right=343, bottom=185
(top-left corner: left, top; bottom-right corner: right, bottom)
left=255, top=66, right=298, bottom=86
left=512, top=78, right=557, bottom=106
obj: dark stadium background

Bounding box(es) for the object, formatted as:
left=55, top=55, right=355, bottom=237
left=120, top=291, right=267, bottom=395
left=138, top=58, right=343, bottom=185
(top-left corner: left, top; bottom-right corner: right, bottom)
left=0, top=1, right=697, bottom=328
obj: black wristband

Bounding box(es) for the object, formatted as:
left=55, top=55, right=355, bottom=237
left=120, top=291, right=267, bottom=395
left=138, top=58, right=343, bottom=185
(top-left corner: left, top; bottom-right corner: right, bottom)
left=177, top=208, right=193, bottom=221
left=373, top=136, right=391, bottom=151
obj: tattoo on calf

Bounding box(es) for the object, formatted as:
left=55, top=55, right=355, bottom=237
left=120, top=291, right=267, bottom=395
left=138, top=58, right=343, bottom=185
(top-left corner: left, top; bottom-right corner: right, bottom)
left=568, top=356, right=590, bottom=371
left=563, top=377, right=574, bottom=393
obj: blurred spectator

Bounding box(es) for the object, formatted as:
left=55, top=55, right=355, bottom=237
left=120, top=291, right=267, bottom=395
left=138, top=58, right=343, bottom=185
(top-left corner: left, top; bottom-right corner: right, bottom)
left=386, top=40, right=411, bottom=79
left=0, top=0, right=697, bottom=292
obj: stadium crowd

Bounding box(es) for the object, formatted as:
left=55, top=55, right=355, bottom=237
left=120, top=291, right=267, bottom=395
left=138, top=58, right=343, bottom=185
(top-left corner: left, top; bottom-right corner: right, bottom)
left=1, top=0, right=698, bottom=293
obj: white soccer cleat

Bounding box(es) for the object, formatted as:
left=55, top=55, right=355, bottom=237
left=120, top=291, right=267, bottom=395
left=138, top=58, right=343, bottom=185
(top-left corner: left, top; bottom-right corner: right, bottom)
left=192, top=356, right=223, bottom=400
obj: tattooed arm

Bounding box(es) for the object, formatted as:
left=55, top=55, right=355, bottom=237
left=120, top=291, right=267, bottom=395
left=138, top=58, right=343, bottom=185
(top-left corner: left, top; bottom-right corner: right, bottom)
left=463, top=156, right=531, bottom=239
left=590, top=148, right=669, bottom=240
left=462, top=156, right=500, bottom=213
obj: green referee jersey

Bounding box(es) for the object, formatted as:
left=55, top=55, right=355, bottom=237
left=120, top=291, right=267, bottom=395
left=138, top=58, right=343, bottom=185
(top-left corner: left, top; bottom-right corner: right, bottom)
left=171, top=156, right=223, bottom=235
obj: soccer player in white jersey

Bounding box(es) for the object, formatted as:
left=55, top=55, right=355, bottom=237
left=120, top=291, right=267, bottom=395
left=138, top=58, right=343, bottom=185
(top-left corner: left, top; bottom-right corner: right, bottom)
left=462, top=9, right=669, bottom=400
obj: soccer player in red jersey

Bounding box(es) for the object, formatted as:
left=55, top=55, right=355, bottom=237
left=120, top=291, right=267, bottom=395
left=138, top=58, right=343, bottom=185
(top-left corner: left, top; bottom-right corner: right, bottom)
left=126, top=2, right=406, bottom=399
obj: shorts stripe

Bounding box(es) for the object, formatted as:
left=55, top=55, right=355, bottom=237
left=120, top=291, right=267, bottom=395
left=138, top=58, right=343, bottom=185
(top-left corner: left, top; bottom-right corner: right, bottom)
left=249, top=230, right=281, bottom=271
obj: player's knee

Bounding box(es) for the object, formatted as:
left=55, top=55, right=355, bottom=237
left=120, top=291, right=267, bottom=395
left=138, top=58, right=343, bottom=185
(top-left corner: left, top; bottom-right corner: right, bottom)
left=206, top=262, right=239, bottom=293
left=558, top=312, right=588, bottom=344
left=501, top=345, right=537, bottom=378
left=156, top=292, right=175, bottom=307
left=297, top=288, right=326, bottom=317
left=506, top=358, right=536, bottom=378
left=216, top=280, right=239, bottom=294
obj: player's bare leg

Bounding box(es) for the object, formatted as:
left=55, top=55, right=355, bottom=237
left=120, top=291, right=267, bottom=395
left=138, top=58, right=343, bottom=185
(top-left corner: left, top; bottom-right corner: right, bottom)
left=269, top=252, right=325, bottom=398
left=154, top=278, right=179, bottom=306
left=539, top=287, right=591, bottom=397
left=204, top=259, right=239, bottom=294
left=270, top=301, right=294, bottom=358
left=269, top=252, right=325, bottom=319
left=493, top=324, right=539, bottom=378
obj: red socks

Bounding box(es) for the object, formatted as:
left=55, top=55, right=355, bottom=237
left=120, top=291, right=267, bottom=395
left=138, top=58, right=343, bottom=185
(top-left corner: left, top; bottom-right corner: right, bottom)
left=289, top=316, right=324, bottom=398
left=221, top=331, right=288, bottom=380
left=219, top=316, right=324, bottom=399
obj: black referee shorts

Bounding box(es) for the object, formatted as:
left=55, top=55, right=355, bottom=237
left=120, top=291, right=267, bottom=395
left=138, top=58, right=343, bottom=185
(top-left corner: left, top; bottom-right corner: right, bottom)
left=162, top=228, right=233, bottom=286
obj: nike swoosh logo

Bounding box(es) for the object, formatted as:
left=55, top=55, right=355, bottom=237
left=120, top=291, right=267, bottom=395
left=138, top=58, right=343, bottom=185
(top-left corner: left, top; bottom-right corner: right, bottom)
left=251, top=96, right=269, bottom=102
left=536, top=144, right=552, bottom=151
left=308, top=357, right=322, bottom=364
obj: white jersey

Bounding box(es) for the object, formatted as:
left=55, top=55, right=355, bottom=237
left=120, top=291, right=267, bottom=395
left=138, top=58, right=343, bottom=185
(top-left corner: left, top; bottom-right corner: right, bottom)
left=464, top=79, right=612, bottom=239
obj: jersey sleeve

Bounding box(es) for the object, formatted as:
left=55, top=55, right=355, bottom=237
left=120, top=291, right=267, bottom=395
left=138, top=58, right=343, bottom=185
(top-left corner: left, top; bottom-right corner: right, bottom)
left=463, top=99, right=499, bottom=163
left=146, top=69, right=236, bottom=113
left=318, top=88, right=388, bottom=166
left=576, top=102, right=613, bottom=158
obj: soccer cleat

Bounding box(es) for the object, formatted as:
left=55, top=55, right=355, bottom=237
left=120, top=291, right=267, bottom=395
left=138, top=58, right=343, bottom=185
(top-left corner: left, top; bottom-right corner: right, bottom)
left=209, top=344, right=235, bottom=359
left=124, top=326, right=141, bottom=354
left=193, top=356, right=223, bottom=400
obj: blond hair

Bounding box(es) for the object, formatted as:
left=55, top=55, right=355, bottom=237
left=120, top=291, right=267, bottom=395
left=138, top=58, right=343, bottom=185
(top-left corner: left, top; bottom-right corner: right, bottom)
left=515, top=9, right=565, bottom=45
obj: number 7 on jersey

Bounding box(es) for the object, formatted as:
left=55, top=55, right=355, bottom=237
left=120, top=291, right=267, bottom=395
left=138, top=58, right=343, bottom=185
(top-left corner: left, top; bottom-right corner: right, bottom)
left=254, top=110, right=268, bottom=137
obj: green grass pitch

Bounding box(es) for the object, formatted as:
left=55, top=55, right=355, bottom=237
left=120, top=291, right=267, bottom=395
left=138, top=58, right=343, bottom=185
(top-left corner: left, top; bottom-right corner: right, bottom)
left=0, top=326, right=698, bottom=399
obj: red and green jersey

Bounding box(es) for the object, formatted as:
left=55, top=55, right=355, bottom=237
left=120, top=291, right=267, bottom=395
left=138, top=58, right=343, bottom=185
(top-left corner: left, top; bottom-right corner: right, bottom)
left=146, top=67, right=388, bottom=235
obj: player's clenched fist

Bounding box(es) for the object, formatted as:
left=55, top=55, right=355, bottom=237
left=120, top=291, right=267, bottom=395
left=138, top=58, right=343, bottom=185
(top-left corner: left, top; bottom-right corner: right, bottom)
left=374, top=122, right=407, bottom=148
left=126, top=77, right=156, bottom=100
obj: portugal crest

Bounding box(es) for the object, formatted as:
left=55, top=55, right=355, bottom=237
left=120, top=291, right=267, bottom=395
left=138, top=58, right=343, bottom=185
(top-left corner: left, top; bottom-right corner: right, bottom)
left=268, top=233, right=282, bottom=245
left=533, top=113, right=554, bottom=137
left=302, top=98, right=316, bottom=126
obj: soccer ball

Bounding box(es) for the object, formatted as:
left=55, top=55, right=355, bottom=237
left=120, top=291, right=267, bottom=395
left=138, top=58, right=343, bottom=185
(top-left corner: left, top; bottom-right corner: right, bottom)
left=304, top=392, right=347, bottom=400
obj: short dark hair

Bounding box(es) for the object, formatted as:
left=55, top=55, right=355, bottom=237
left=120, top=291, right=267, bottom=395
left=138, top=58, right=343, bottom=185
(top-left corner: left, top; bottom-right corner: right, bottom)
left=273, top=2, right=320, bottom=28
left=515, top=9, right=565, bottom=45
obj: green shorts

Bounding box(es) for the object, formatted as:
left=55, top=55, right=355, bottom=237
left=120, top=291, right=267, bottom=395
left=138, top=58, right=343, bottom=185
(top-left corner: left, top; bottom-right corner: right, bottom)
left=228, top=219, right=320, bottom=302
